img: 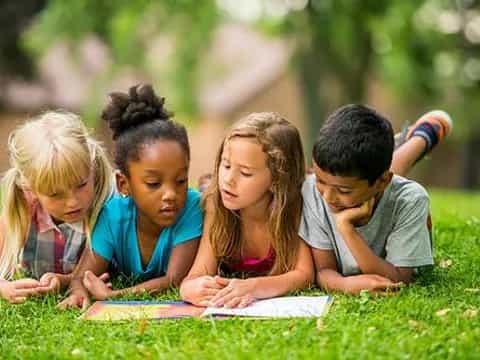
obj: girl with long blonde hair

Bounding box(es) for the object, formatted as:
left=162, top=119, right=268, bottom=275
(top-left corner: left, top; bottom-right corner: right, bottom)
left=0, top=111, right=112, bottom=303
left=180, top=112, right=313, bottom=308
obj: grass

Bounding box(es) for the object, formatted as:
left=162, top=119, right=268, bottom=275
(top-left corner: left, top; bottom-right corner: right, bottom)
left=1, top=189, right=479, bottom=359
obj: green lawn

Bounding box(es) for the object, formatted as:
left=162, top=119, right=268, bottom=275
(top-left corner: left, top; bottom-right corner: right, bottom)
left=1, top=190, right=479, bottom=359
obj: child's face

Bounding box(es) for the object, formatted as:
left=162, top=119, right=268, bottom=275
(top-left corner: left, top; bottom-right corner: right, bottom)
left=218, top=138, right=273, bottom=211
left=312, top=162, right=391, bottom=213
left=120, top=140, right=189, bottom=230
left=35, top=171, right=95, bottom=223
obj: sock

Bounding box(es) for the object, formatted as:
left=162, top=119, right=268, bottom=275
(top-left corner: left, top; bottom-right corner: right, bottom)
left=411, top=122, right=439, bottom=153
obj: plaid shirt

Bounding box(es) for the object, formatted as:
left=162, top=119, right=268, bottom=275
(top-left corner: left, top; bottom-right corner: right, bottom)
left=21, top=195, right=86, bottom=279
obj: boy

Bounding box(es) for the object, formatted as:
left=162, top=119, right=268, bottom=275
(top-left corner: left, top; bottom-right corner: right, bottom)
left=300, top=104, right=452, bottom=294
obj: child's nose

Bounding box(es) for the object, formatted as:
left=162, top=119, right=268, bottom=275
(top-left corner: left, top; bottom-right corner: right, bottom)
left=162, top=186, right=177, bottom=201
left=224, top=170, right=235, bottom=186
left=65, top=191, right=80, bottom=208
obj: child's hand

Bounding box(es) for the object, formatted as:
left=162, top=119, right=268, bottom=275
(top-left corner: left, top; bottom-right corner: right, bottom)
left=345, top=274, right=403, bottom=294
left=82, top=271, right=113, bottom=300
left=184, top=275, right=226, bottom=307
left=0, top=278, right=42, bottom=304
left=38, top=272, right=62, bottom=294
left=335, top=197, right=375, bottom=227
left=57, top=288, right=91, bottom=310
left=209, top=277, right=256, bottom=308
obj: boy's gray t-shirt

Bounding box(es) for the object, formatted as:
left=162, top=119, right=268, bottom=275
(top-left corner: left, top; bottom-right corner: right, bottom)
left=299, top=174, right=433, bottom=276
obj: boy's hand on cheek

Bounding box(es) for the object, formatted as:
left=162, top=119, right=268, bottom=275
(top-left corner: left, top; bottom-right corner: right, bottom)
left=335, top=197, right=375, bottom=228
left=209, top=277, right=256, bottom=308
left=82, top=271, right=113, bottom=300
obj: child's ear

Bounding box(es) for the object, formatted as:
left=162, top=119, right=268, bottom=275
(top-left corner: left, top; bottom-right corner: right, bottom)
left=115, top=171, right=130, bottom=197
left=375, top=170, right=393, bottom=192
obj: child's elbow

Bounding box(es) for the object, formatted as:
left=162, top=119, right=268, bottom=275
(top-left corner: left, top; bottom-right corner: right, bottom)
left=298, top=268, right=315, bottom=288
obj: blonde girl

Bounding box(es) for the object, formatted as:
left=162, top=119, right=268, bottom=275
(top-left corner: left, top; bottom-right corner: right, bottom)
left=180, top=112, right=314, bottom=308
left=0, top=111, right=112, bottom=303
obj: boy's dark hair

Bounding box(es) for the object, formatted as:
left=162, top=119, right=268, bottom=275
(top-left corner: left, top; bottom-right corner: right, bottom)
left=102, top=84, right=190, bottom=176
left=312, top=104, right=394, bottom=184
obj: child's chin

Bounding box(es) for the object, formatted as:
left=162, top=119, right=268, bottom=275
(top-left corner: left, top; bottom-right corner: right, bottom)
left=222, top=202, right=241, bottom=211
left=155, top=216, right=178, bottom=227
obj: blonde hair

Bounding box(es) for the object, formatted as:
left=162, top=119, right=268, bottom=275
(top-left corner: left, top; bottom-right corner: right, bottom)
left=206, top=112, right=305, bottom=275
left=0, top=111, right=113, bottom=279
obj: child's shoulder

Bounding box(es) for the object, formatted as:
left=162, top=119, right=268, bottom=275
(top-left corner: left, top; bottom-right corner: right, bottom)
left=101, top=193, right=136, bottom=221
left=385, top=175, right=430, bottom=219
left=389, top=175, right=429, bottom=202
left=185, top=188, right=201, bottom=208
left=171, top=188, right=203, bottom=232
left=176, top=188, right=203, bottom=219
left=301, top=174, right=317, bottom=197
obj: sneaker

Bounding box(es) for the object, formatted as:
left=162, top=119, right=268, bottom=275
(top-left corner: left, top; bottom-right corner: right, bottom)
left=407, top=110, right=453, bottom=145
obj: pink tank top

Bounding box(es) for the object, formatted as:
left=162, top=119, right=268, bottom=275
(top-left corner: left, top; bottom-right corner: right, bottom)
left=225, top=248, right=276, bottom=275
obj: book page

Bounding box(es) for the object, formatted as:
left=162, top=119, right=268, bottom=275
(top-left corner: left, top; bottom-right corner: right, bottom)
left=202, top=296, right=332, bottom=318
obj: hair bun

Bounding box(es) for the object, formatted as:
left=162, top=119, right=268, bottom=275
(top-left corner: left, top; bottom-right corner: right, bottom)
left=102, top=84, right=173, bottom=139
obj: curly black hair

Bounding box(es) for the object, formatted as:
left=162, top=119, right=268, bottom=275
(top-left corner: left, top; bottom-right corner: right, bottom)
left=102, top=84, right=190, bottom=175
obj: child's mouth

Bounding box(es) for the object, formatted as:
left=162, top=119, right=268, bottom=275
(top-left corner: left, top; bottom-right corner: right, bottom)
left=159, top=206, right=177, bottom=216
left=221, top=188, right=238, bottom=199
left=64, top=209, right=83, bottom=220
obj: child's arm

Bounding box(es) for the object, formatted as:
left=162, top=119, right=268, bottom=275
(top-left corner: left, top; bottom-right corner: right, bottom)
left=84, top=239, right=200, bottom=299
left=0, top=217, right=48, bottom=303
left=334, top=198, right=422, bottom=284
left=180, top=204, right=224, bottom=306
left=209, top=239, right=314, bottom=308
left=336, top=221, right=414, bottom=283
left=57, top=247, right=110, bottom=309
left=312, top=248, right=402, bottom=294
left=37, top=272, right=72, bottom=292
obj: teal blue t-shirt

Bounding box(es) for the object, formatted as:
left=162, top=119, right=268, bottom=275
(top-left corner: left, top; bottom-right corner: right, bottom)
left=92, top=188, right=203, bottom=280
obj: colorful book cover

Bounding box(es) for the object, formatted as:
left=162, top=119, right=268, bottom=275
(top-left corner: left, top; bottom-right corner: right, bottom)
left=80, top=296, right=333, bottom=321
left=80, top=300, right=205, bottom=321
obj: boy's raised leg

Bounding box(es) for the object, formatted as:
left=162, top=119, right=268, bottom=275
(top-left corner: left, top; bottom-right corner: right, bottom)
left=391, top=110, right=453, bottom=177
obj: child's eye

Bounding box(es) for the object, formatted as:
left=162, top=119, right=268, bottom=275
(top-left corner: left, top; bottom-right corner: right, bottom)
left=338, top=189, right=352, bottom=194
left=77, top=181, right=88, bottom=189
left=241, top=172, right=252, bottom=177
left=48, top=192, right=64, bottom=198
left=146, top=182, right=161, bottom=189
left=177, top=178, right=187, bottom=185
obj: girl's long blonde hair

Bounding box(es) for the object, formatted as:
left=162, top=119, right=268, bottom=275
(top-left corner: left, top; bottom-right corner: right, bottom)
left=0, top=111, right=113, bottom=279
left=206, top=112, right=305, bottom=275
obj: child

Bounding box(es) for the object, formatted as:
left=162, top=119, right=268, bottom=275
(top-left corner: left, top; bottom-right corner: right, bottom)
left=0, top=111, right=113, bottom=303
left=300, top=104, right=452, bottom=294
left=59, top=84, right=203, bottom=309
left=180, top=112, right=314, bottom=309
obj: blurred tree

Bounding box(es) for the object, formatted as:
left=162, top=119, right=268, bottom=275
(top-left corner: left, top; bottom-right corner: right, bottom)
left=23, top=0, right=219, bottom=117
left=22, top=0, right=480, bottom=186
left=0, top=0, right=46, bottom=106
left=251, top=0, right=480, bottom=185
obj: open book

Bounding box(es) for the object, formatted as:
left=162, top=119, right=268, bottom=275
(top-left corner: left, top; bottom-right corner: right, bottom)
left=81, top=296, right=333, bottom=321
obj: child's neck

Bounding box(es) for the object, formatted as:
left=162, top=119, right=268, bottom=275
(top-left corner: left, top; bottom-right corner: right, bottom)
left=136, top=212, right=163, bottom=242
